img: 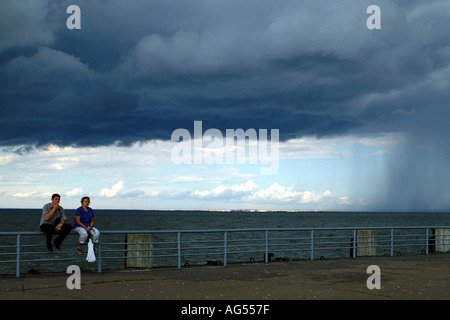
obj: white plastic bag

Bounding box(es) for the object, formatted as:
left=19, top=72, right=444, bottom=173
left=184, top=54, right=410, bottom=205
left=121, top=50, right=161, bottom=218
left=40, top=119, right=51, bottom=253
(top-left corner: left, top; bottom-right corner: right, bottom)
left=86, top=239, right=96, bottom=263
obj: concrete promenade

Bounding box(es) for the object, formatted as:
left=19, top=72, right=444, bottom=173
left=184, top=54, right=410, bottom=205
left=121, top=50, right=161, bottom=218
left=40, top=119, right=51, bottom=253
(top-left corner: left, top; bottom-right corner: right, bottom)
left=0, top=254, right=448, bottom=300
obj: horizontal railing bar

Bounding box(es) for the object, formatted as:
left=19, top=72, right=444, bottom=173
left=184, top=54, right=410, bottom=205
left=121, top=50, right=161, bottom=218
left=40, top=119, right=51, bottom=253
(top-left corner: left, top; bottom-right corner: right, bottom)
left=2, top=225, right=447, bottom=237
left=177, top=252, right=224, bottom=257
left=268, top=236, right=311, bottom=240
left=226, top=249, right=267, bottom=255
left=101, top=241, right=178, bottom=246
left=0, top=260, right=16, bottom=264
left=102, top=247, right=176, bottom=251
left=101, top=254, right=177, bottom=260
left=20, top=257, right=84, bottom=263
left=225, top=244, right=265, bottom=249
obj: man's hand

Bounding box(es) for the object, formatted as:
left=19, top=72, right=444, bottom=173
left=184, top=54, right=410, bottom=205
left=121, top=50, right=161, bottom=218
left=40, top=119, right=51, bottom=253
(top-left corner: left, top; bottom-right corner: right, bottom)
left=45, top=204, right=59, bottom=221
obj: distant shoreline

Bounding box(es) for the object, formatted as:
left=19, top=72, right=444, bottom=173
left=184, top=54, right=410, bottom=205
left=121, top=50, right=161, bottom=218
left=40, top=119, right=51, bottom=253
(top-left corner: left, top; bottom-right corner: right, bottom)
left=1, top=208, right=449, bottom=213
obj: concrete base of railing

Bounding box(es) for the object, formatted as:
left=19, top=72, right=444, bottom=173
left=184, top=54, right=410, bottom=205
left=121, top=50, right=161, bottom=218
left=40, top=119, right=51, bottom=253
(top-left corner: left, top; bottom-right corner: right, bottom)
left=436, top=229, right=450, bottom=252
left=125, top=234, right=153, bottom=268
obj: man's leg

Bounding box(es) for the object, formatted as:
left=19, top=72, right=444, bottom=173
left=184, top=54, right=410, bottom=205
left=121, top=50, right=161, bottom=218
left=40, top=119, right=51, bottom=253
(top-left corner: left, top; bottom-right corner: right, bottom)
left=40, top=224, right=54, bottom=251
left=53, top=224, right=72, bottom=249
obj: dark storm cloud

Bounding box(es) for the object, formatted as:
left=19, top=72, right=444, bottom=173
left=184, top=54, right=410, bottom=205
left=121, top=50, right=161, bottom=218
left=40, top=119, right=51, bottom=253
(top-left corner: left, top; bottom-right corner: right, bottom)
left=1, top=0, right=449, bottom=148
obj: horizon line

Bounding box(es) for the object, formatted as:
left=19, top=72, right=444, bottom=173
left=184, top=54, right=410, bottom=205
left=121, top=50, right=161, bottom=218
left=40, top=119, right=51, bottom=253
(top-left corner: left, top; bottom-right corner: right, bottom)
left=1, top=208, right=449, bottom=213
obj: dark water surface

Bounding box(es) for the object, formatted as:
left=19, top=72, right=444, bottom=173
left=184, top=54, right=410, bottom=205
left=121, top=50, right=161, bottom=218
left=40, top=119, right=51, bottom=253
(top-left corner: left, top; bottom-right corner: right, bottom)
left=1, top=209, right=449, bottom=232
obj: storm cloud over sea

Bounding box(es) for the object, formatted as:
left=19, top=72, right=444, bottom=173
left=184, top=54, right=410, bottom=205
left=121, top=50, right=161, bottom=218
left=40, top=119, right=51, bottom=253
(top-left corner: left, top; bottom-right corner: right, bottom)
left=1, top=1, right=449, bottom=211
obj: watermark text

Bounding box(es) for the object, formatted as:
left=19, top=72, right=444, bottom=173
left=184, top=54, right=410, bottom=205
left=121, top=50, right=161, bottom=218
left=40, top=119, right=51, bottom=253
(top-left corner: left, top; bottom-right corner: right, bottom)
left=171, top=121, right=279, bottom=175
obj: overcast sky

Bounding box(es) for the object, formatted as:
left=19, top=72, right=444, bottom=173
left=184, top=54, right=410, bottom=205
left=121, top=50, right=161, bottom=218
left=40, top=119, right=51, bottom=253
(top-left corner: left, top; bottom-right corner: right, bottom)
left=0, top=0, right=449, bottom=211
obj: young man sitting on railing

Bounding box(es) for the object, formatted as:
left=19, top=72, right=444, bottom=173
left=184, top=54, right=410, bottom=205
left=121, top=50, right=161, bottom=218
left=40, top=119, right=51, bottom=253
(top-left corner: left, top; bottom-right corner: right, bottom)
left=40, top=194, right=73, bottom=251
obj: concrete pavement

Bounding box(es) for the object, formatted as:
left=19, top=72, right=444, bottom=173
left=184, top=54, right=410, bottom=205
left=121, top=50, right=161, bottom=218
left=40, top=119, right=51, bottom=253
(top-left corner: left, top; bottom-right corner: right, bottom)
left=0, top=254, right=448, bottom=300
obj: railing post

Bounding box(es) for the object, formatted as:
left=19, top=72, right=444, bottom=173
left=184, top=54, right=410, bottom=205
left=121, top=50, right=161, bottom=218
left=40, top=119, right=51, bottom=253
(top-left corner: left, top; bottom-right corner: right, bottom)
left=265, top=230, right=269, bottom=263
left=177, top=232, right=181, bottom=269
left=224, top=231, right=228, bottom=267
left=390, top=228, right=394, bottom=256
left=425, top=228, right=429, bottom=255
left=98, top=238, right=102, bottom=273
left=310, top=229, right=314, bottom=261
left=16, top=234, right=21, bottom=278
left=352, top=229, right=356, bottom=259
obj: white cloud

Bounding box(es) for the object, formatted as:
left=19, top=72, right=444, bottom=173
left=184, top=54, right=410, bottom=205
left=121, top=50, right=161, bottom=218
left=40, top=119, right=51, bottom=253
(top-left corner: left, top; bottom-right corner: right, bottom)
left=339, top=196, right=353, bottom=206
left=278, top=133, right=404, bottom=160
left=188, top=180, right=335, bottom=206
left=0, top=154, right=16, bottom=166
left=169, top=175, right=205, bottom=183
left=13, top=192, right=38, bottom=198
left=248, top=183, right=332, bottom=204
left=66, top=188, right=83, bottom=197
left=191, top=180, right=258, bottom=200
left=99, top=181, right=124, bottom=198
left=48, top=157, right=80, bottom=170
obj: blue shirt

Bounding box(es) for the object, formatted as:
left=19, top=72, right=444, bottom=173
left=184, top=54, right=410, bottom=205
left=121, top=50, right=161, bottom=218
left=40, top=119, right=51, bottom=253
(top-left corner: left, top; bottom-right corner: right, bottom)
left=73, top=206, right=94, bottom=228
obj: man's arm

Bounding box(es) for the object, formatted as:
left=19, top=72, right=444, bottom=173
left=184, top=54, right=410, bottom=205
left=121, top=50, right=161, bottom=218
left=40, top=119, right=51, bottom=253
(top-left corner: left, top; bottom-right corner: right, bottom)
left=55, top=219, right=65, bottom=232
left=55, top=208, right=66, bottom=231
left=44, top=205, right=58, bottom=221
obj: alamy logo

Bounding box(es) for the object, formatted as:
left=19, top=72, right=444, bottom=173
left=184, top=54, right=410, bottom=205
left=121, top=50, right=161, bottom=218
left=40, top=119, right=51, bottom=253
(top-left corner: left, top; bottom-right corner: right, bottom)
left=66, top=5, right=81, bottom=30
left=66, top=265, right=81, bottom=290
left=171, top=121, right=279, bottom=175
left=366, top=265, right=381, bottom=289
left=366, top=5, right=381, bottom=29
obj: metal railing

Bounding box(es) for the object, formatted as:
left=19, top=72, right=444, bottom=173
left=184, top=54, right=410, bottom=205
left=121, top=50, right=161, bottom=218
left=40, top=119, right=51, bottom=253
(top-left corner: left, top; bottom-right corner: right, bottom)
left=0, top=226, right=448, bottom=277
